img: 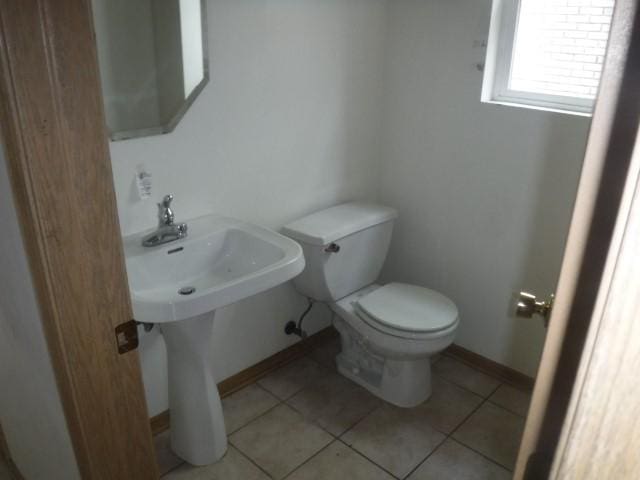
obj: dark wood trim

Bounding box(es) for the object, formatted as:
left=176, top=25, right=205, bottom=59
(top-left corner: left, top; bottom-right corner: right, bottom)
left=150, top=411, right=172, bottom=437
left=445, top=344, right=535, bottom=392
left=0, top=1, right=158, bottom=478
left=150, top=327, right=338, bottom=435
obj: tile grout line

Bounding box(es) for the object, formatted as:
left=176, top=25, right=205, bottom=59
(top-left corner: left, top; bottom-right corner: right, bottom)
left=258, top=350, right=394, bottom=478
left=231, top=444, right=276, bottom=479
left=256, top=355, right=335, bottom=404
left=448, top=437, right=514, bottom=473
left=226, top=397, right=285, bottom=436
left=226, top=354, right=327, bottom=434
left=285, top=355, right=520, bottom=476
left=227, top=357, right=335, bottom=438
left=161, top=348, right=522, bottom=478
left=229, top=355, right=339, bottom=478
left=327, top=360, right=510, bottom=478
left=431, top=368, right=501, bottom=399
left=400, top=434, right=449, bottom=480
left=282, top=396, right=344, bottom=440
left=159, top=343, right=337, bottom=479
left=336, top=437, right=403, bottom=480
left=445, top=382, right=517, bottom=472
left=280, top=438, right=338, bottom=480
left=447, top=382, right=502, bottom=439
left=227, top=395, right=285, bottom=474
left=397, top=381, right=505, bottom=479
left=441, top=353, right=533, bottom=395
left=485, top=398, right=529, bottom=418
left=336, top=402, right=385, bottom=441
left=159, top=460, right=185, bottom=478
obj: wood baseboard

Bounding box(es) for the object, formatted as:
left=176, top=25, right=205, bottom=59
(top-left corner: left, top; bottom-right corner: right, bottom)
left=445, top=344, right=535, bottom=392
left=150, top=326, right=338, bottom=435
left=149, top=411, right=170, bottom=437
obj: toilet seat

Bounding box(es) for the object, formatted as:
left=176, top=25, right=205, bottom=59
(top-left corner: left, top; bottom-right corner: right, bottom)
left=355, top=283, right=458, bottom=338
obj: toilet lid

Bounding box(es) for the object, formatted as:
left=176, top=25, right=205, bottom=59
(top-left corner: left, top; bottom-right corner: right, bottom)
left=357, top=283, right=458, bottom=333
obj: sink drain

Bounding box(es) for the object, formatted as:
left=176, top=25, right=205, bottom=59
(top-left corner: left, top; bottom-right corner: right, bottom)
left=178, top=286, right=196, bottom=295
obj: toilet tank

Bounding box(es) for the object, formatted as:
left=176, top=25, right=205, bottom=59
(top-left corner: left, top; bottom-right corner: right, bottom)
left=282, top=202, right=398, bottom=302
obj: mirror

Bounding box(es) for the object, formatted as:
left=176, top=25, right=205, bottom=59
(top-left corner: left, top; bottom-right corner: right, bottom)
left=92, top=0, right=208, bottom=141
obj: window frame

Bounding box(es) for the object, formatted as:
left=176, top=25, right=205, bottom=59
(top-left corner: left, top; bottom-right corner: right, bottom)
left=482, top=0, right=599, bottom=116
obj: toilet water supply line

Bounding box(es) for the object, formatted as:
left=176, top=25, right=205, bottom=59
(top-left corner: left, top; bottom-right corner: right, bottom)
left=284, top=298, right=383, bottom=375
left=284, top=297, right=315, bottom=338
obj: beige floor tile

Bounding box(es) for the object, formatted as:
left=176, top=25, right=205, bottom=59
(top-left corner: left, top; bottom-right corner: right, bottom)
left=433, top=357, right=501, bottom=397
left=287, top=441, right=394, bottom=480
left=229, top=403, right=333, bottom=479
left=408, top=439, right=511, bottom=480
left=453, top=402, right=525, bottom=470
left=162, top=446, right=268, bottom=480
left=411, top=376, right=484, bottom=434
left=308, top=336, right=341, bottom=371
left=257, top=356, right=329, bottom=400
left=489, top=384, right=531, bottom=417
left=286, top=371, right=381, bottom=436
left=342, top=405, right=446, bottom=479
left=222, top=384, right=280, bottom=433
left=154, top=430, right=184, bottom=475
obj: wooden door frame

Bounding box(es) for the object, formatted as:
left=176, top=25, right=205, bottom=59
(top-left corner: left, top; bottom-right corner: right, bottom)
left=0, top=1, right=158, bottom=478
left=515, top=0, right=640, bottom=478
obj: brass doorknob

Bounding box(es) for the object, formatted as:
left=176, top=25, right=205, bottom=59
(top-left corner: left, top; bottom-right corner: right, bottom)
left=516, top=291, right=554, bottom=323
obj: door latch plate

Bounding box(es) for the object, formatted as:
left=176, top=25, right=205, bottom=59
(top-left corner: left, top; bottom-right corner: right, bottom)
left=115, top=320, right=139, bottom=354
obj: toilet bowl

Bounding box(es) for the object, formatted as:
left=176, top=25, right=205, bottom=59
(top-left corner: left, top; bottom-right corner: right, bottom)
left=331, top=283, right=458, bottom=407
left=282, top=202, right=459, bottom=407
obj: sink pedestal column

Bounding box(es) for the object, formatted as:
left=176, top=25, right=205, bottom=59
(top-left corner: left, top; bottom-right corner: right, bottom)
left=161, top=312, right=227, bottom=465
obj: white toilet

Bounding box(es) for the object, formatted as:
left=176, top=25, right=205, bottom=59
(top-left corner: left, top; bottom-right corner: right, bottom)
left=283, top=202, right=459, bottom=408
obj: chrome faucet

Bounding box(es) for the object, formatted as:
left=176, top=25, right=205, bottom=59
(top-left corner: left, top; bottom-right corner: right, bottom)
left=141, top=194, right=188, bottom=247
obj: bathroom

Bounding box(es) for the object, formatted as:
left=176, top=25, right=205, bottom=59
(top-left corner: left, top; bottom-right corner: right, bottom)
left=1, top=0, right=633, bottom=479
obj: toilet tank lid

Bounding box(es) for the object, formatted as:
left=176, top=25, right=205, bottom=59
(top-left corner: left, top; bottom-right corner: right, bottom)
left=281, top=202, right=398, bottom=246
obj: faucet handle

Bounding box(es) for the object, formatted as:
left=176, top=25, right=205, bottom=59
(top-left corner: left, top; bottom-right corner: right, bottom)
left=161, top=194, right=173, bottom=208
left=158, top=194, right=175, bottom=226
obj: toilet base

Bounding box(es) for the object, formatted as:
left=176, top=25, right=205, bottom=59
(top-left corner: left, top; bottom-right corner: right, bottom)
left=334, top=334, right=433, bottom=408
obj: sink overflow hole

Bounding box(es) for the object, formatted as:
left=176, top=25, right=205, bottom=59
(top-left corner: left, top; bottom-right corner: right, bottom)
left=168, top=247, right=184, bottom=255
left=178, top=286, right=196, bottom=295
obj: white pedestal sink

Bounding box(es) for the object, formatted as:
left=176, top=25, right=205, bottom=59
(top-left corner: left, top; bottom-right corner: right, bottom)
left=124, top=215, right=304, bottom=465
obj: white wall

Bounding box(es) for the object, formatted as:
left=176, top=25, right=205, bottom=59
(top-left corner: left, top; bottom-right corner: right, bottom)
left=0, top=147, right=80, bottom=479
left=109, top=0, right=388, bottom=416
left=108, top=0, right=592, bottom=412
left=378, top=0, right=591, bottom=376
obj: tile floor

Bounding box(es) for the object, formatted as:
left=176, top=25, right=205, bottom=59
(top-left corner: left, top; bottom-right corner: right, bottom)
left=156, top=336, right=530, bottom=479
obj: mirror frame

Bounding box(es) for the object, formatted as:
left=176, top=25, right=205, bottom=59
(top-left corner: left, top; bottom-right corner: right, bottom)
left=109, top=0, right=209, bottom=141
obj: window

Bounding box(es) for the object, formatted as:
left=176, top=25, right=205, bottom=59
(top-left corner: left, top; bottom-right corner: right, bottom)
left=482, top=0, right=615, bottom=115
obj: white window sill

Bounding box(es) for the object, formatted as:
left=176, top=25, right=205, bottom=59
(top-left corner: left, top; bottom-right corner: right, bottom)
left=482, top=98, right=593, bottom=118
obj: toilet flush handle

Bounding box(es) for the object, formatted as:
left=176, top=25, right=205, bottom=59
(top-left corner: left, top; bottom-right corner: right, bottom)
left=324, top=243, right=340, bottom=253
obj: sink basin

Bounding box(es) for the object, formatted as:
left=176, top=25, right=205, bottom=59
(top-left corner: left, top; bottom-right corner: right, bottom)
left=124, top=215, right=305, bottom=324
left=123, top=214, right=304, bottom=466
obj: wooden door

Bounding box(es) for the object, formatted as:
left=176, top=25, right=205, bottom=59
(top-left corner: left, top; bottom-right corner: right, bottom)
left=514, top=0, right=640, bottom=478
left=0, top=1, right=158, bottom=478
